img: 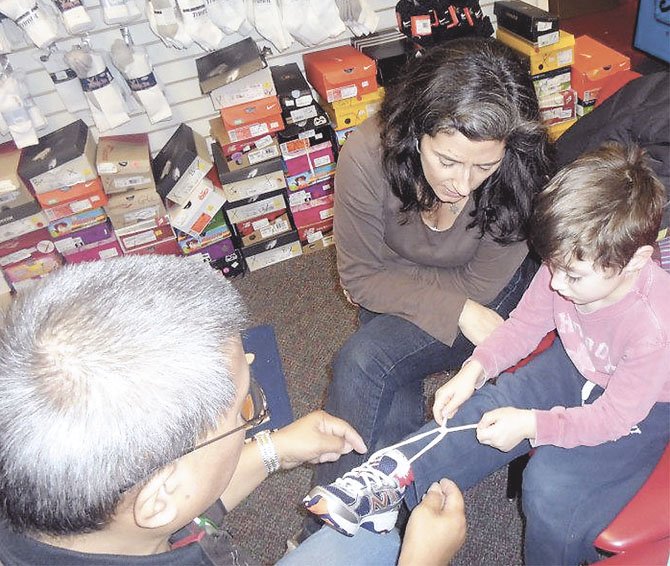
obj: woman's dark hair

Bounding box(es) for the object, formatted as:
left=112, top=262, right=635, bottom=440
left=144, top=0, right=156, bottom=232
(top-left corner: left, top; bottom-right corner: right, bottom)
left=380, top=36, right=554, bottom=244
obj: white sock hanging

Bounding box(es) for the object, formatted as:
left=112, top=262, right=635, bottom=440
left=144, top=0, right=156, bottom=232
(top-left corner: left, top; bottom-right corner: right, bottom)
left=65, top=47, right=130, bottom=131
left=0, top=74, right=41, bottom=148
left=0, top=15, right=13, bottom=52
left=0, top=0, right=59, bottom=48
left=51, top=0, right=93, bottom=34
left=38, top=48, right=89, bottom=113
left=111, top=39, right=171, bottom=123
left=248, top=0, right=292, bottom=52
left=176, top=0, right=223, bottom=50
left=146, top=0, right=192, bottom=49
left=100, top=0, right=142, bottom=25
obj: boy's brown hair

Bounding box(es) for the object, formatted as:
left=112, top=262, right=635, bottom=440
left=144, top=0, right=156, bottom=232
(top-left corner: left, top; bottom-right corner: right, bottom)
left=530, top=142, right=666, bottom=272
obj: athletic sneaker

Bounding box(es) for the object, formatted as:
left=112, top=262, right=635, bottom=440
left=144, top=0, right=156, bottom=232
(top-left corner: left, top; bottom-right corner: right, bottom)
left=302, top=448, right=414, bottom=537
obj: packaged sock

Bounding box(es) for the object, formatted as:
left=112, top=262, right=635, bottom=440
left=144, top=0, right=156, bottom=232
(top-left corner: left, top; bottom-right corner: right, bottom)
left=52, top=0, right=93, bottom=34
left=39, top=48, right=89, bottom=113
left=249, top=0, right=292, bottom=52
left=0, top=0, right=59, bottom=48
left=100, top=0, right=142, bottom=25
left=111, top=39, right=172, bottom=123
left=176, top=0, right=223, bottom=50
left=147, top=0, right=193, bottom=49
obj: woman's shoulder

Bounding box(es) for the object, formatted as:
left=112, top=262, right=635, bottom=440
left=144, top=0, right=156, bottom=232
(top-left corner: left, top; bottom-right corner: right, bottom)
left=339, top=116, right=383, bottom=162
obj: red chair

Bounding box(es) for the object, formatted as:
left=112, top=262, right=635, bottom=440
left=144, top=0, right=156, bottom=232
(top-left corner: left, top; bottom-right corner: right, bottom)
left=594, top=442, right=670, bottom=564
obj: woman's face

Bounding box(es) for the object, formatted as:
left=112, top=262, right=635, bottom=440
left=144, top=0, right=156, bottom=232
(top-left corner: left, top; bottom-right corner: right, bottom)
left=419, top=130, right=506, bottom=203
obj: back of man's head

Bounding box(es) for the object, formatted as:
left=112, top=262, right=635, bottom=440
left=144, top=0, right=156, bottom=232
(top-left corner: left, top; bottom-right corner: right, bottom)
left=531, top=142, right=666, bottom=271
left=0, top=255, right=247, bottom=536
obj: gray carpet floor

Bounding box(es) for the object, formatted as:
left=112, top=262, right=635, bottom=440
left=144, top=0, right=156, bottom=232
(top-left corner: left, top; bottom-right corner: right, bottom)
left=228, top=246, right=524, bottom=565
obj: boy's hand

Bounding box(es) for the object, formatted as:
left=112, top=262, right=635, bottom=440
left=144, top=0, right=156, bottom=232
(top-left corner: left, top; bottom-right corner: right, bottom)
left=476, top=407, right=536, bottom=452
left=432, top=361, right=484, bottom=424
left=399, top=479, right=466, bottom=566
left=272, top=410, right=367, bottom=470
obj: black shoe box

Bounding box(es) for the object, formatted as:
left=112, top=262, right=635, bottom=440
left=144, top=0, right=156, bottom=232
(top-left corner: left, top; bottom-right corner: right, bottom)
left=196, top=37, right=265, bottom=95
left=494, top=1, right=559, bottom=43
left=270, top=63, right=315, bottom=121
left=277, top=105, right=336, bottom=158
left=352, top=29, right=420, bottom=86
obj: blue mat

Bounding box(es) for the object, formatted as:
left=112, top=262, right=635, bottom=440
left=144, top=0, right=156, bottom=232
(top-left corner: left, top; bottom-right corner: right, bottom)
left=242, top=324, right=295, bottom=438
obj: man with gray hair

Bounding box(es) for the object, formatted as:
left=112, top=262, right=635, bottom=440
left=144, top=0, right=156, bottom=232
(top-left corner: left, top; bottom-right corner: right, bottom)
left=0, top=255, right=466, bottom=564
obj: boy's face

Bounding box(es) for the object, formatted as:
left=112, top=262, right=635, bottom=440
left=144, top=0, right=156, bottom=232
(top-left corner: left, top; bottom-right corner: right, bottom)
left=548, top=258, right=635, bottom=313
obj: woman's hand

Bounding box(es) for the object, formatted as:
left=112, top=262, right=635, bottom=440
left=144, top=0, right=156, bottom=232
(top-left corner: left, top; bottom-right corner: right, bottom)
left=458, top=299, right=504, bottom=345
left=432, top=360, right=484, bottom=424
left=272, top=410, right=367, bottom=470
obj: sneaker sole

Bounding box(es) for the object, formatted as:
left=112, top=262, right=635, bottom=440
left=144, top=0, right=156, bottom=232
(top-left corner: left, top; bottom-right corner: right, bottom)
left=304, top=487, right=399, bottom=537
left=304, top=488, right=360, bottom=536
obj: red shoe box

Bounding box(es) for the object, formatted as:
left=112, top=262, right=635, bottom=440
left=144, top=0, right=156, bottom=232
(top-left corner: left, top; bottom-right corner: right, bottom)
left=303, top=46, right=378, bottom=103
left=297, top=217, right=333, bottom=244
left=539, top=89, right=576, bottom=125
left=115, top=216, right=175, bottom=254
left=0, top=228, right=62, bottom=285
left=124, top=237, right=180, bottom=256
left=210, top=119, right=281, bottom=171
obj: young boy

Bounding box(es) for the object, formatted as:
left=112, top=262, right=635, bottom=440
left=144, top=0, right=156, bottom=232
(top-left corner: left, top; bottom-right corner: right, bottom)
left=304, top=143, right=670, bottom=565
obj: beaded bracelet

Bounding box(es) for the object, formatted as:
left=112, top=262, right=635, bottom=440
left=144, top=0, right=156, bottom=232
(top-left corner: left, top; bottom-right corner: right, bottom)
left=254, top=430, right=280, bottom=474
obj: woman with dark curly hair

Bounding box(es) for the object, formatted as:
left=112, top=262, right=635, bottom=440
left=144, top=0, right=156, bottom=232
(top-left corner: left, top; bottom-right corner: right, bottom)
left=302, top=36, right=554, bottom=529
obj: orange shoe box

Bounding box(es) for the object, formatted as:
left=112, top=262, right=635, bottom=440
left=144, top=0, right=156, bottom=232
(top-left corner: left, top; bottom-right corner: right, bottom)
left=571, top=35, right=631, bottom=104
left=36, top=177, right=107, bottom=209
left=220, top=96, right=284, bottom=143
left=303, top=46, right=378, bottom=103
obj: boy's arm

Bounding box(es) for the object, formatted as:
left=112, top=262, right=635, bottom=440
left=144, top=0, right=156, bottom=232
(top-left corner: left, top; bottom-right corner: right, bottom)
left=533, top=344, right=670, bottom=448
left=220, top=411, right=366, bottom=510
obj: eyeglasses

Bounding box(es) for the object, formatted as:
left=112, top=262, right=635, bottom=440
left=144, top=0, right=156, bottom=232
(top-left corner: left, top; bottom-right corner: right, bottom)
left=183, top=376, right=270, bottom=456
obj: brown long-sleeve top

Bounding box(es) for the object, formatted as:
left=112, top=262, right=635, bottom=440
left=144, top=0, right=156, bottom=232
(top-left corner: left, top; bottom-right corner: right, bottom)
left=334, top=117, right=529, bottom=346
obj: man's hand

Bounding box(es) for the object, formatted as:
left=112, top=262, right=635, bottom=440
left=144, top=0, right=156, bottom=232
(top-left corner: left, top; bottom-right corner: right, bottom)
left=432, top=361, right=484, bottom=425
left=399, top=479, right=467, bottom=566
left=476, top=407, right=536, bottom=452
left=272, top=410, right=367, bottom=470
left=458, top=299, right=504, bottom=346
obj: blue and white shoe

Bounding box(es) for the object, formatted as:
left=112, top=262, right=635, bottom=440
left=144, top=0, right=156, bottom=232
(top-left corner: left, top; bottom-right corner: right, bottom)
left=303, top=449, right=414, bottom=537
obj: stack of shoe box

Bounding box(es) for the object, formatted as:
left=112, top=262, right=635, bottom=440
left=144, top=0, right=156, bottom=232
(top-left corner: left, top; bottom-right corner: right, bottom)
left=0, top=142, right=55, bottom=292
left=202, top=39, right=304, bottom=273
left=152, top=124, right=221, bottom=259
left=494, top=0, right=577, bottom=140
left=271, top=62, right=338, bottom=255
left=16, top=122, right=115, bottom=282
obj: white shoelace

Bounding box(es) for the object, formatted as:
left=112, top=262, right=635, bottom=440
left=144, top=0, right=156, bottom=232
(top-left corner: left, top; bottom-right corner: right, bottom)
left=336, top=422, right=479, bottom=492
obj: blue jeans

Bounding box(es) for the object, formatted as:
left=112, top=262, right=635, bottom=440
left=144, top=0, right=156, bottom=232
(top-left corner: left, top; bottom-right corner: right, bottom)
left=277, top=527, right=401, bottom=566
left=313, top=255, right=539, bottom=492
left=400, top=339, right=670, bottom=565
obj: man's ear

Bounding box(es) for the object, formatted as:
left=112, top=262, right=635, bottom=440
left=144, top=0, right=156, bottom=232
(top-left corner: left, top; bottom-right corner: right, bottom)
left=624, top=245, right=654, bottom=272
left=133, top=463, right=181, bottom=529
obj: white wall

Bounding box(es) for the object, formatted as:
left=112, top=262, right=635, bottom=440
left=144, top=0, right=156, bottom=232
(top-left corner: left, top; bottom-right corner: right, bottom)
left=4, top=0, right=549, bottom=154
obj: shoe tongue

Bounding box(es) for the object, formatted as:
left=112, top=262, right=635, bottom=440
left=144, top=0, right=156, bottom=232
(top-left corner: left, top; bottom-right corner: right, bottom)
left=377, top=454, right=399, bottom=476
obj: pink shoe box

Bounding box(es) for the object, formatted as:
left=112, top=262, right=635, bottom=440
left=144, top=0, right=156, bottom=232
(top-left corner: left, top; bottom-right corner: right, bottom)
left=286, top=177, right=334, bottom=208
left=290, top=194, right=334, bottom=228
left=282, top=141, right=335, bottom=177
left=115, top=216, right=176, bottom=254
left=0, top=228, right=62, bottom=285
left=48, top=208, right=108, bottom=238
left=53, top=221, right=114, bottom=254
left=0, top=211, right=48, bottom=244
left=62, top=236, right=123, bottom=264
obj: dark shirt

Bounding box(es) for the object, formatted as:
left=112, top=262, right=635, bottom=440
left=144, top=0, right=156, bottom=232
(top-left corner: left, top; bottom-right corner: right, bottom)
left=0, top=501, right=255, bottom=566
